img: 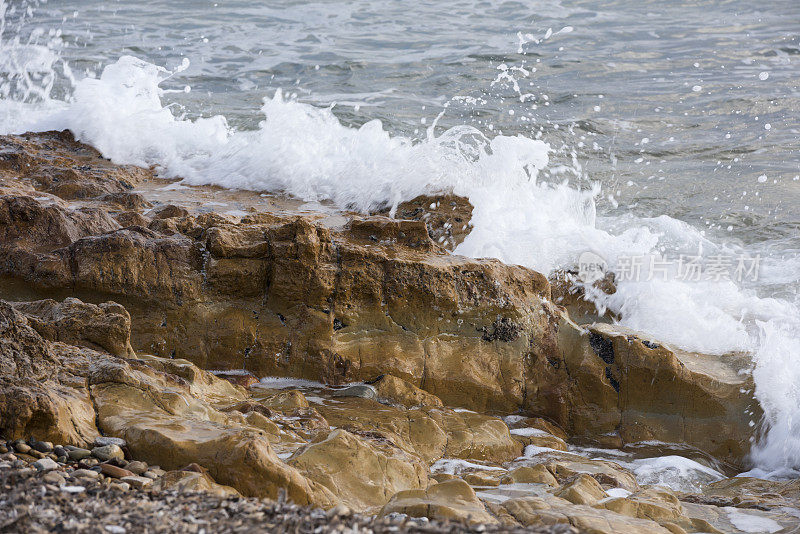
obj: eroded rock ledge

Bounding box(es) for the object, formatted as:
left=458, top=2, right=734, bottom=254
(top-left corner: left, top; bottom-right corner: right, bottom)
left=0, top=131, right=780, bottom=533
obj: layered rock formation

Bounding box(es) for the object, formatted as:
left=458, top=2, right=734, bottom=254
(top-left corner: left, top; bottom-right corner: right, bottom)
left=0, top=131, right=788, bottom=533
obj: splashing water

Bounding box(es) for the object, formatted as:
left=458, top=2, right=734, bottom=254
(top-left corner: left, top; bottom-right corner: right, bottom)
left=1, top=3, right=799, bottom=478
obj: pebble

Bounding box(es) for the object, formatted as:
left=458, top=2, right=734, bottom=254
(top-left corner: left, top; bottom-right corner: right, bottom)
left=29, top=450, right=46, bottom=459
left=54, top=445, right=68, bottom=457
left=31, top=440, right=54, bottom=453
left=13, top=442, right=31, bottom=454
left=0, top=444, right=7, bottom=454
left=33, top=458, right=59, bottom=472
left=120, top=475, right=152, bottom=490
left=68, top=448, right=92, bottom=461
left=71, top=469, right=102, bottom=480
left=79, top=458, right=100, bottom=468
left=110, top=481, right=131, bottom=492
left=94, top=436, right=127, bottom=448
left=100, top=463, right=134, bottom=479
left=92, top=444, right=124, bottom=462
left=125, top=461, right=148, bottom=475
left=0, top=461, right=11, bottom=469
left=61, top=485, right=86, bottom=493
left=326, top=504, right=351, bottom=518
left=43, top=471, right=66, bottom=486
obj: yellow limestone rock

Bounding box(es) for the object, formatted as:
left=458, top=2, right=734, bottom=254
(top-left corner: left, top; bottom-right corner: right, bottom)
left=553, top=474, right=608, bottom=505
left=373, top=374, right=443, bottom=408
left=378, top=479, right=497, bottom=525
left=501, top=465, right=558, bottom=486
left=154, top=470, right=240, bottom=498
left=288, top=428, right=428, bottom=511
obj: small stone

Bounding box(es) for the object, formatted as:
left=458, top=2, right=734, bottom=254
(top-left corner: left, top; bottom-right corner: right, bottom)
left=53, top=446, right=68, bottom=457
left=332, top=384, right=377, bottom=400
left=68, top=448, right=92, bottom=461
left=100, top=463, right=134, bottom=479
left=29, top=450, right=45, bottom=459
left=61, top=485, right=85, bottom=493
left=43, top=471, right=66, bottom=486
left=326, top=504, right=351, bottom=518
left=33, top=457, right=59, bottom=471
left=125, top=461, right=147, bottom=475
left=142, top=471, right=159, bottom=480
left=31, top=441, right=53, bottom=453
left=110, top=481, right=131, bottom=492
left=0, top=461, right=11, bottom=469
left=56, top=456, right=68, bottom=464
left=144, top=467, right=165, bottom=478
left=120, top=475, right=153, bottom=490
left=71, top=469, right=101, bottom=480
left=0, top=444, right=7, bottom=454
left=79, top=458, right=99, bottom=468
left=92, top=444, right=124, bottom=462
left=13, top=442, right=31, bottom=454
left=181, top=463, right=206, bottom=474
left=94, top=436, right=127, bottom=448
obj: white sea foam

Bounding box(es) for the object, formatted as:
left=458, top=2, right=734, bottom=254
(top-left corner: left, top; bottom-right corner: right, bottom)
left=617, top=455, right=725, bottom=493
left=725, top=507, right=783, bottom=533
left=431, top=459, right=505, bottom=475
left=510, top=428, right=550, bottom=437
left=257, top=376, right=325, bottom=390
left=0, top=41, right=799, bottom=477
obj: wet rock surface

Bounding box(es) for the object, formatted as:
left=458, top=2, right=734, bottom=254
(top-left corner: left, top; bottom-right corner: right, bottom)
left=0, top=131, right=791, bottom=533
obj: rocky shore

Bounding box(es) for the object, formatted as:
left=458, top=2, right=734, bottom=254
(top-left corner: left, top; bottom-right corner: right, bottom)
left=0, top=130, right=796, bottom=533
left=0, top=465, right=581, bottom=534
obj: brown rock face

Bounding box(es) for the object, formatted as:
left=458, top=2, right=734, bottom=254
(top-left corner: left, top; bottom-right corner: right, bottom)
left=0, top=130, right=150, bottom=200
left=288, top=428, right=428, bottom=511
left=4, top=132, right=800, bottom=534
left=0, top=194, right=120, bottom=252
left=12, top=298, right=135, bottom=357
left=0, top=132, right=561, bottom=417
left=372, top=374, right=444, bottom=408
left=0, top=131, right=767, bottom=493
left=378, top=194, right=474, bottom=251
left=527, top=317, right=759, bottom=467
left=0, top=301, right=98, bottom=446
left=1, top=296, right=520, bottom=512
